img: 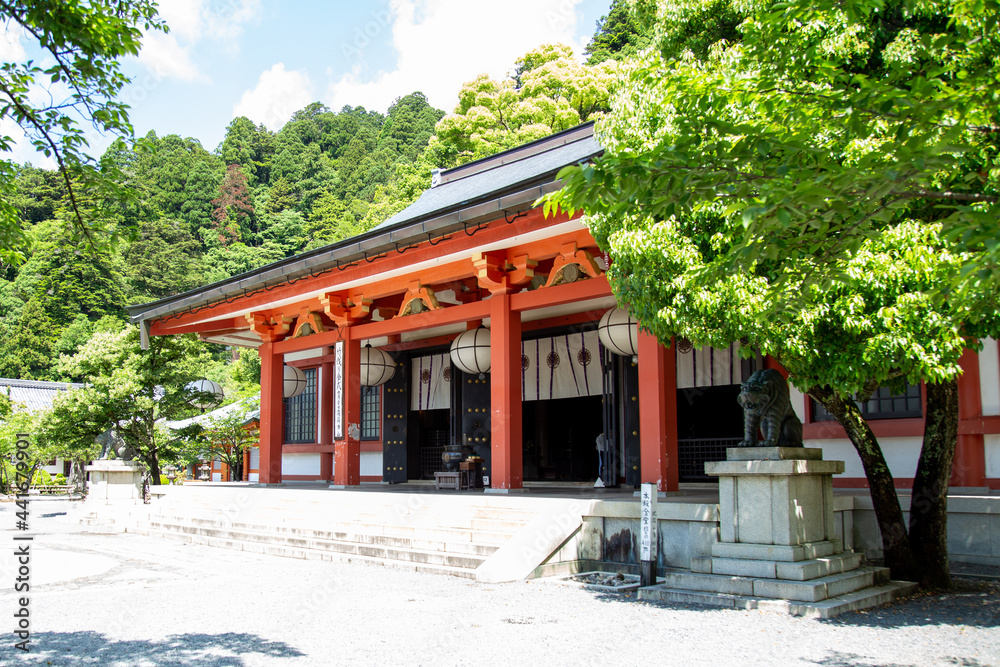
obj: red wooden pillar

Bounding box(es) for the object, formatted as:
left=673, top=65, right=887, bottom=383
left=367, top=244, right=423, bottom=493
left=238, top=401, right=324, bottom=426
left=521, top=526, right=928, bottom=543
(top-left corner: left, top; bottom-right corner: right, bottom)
left=334, top=334, right=362, bottom=486
left=489, top=292, right=523, bottom=490
left=953, top=348, right=986, bottom=488
left=319, top=360, right=334, bottom=481
left=258, top=342, right=284, bottom=485
left=638, top=331, right=678, bottom=492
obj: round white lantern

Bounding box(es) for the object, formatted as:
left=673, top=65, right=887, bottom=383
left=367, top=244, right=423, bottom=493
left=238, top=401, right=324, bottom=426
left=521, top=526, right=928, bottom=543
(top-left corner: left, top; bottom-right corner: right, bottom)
left=360, top=344, right=396, bottom=386
left=597, top=307, right=639, bottom=357
left=450, top=327, right=491, bottom=377
left=185, top=379, right=224, bottom=410
left=283, top=365, right=308, bottom=398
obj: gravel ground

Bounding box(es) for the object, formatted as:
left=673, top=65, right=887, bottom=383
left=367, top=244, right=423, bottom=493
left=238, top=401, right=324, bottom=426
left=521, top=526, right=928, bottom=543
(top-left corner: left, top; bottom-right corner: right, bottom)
left=0, top=498, right=997, bottom=667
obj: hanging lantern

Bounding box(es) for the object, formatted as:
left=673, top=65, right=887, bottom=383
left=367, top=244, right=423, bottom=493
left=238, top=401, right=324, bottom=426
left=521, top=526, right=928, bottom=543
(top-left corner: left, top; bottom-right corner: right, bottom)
left=283, top=365, right=308, bottom=398
left=184, top=379, right=225, bottom=410
left=450, top=327, right=491, bottom=377
left=597, top=307, right=639, bottom=358
left=359, top=344, right=396, bottom=386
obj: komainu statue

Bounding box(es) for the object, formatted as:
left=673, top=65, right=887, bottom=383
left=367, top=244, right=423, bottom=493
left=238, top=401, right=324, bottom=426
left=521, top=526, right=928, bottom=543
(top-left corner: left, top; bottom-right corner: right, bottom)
left=737, top=369, right=803, bottom=447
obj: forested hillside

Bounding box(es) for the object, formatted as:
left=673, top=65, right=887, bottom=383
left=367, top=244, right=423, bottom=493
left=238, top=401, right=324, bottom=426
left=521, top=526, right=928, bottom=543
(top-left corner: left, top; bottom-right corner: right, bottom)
left=0, top=0, right=654, bottom=384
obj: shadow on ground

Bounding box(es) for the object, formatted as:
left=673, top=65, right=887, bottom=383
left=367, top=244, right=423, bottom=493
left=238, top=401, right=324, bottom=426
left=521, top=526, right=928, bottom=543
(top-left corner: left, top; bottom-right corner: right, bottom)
left=805, top=651, right=991, bottom=667
left=570, top=578, right=1000, bottom=629
left=9, top=631, right=304, bottom=665
left=824, top=579, right=1000, bottom=629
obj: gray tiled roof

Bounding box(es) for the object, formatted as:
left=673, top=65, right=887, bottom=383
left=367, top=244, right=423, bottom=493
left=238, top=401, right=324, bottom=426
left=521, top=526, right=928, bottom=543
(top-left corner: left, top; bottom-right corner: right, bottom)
left=163, top=397, right=261, bottom=430
left=375, top=124, right=601, bottom=231
left=0, top=379, right=86, bottom=413
left=126, top=122, right=603, bottom=326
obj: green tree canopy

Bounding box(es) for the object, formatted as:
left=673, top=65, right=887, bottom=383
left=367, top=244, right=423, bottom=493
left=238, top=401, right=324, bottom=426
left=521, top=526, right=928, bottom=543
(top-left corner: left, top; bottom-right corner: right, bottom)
left=547, top=0, right=1000, bottom=589
left=57, top=325, right=221, bottom=484
left=0, top=0, right=166, bottom=263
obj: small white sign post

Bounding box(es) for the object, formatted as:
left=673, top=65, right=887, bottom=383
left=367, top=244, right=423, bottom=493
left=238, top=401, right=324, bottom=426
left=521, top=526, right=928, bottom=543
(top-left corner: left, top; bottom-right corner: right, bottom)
left=640, top=482, right=657, bottom=586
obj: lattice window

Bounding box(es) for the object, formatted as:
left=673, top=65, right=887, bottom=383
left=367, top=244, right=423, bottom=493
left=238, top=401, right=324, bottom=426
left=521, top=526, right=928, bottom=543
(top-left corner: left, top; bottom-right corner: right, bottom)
left=812, top=382, right=922, bottom=421
left=361, top=385, right=381, bottom=441
left=283, top=368, right=317, bottom=443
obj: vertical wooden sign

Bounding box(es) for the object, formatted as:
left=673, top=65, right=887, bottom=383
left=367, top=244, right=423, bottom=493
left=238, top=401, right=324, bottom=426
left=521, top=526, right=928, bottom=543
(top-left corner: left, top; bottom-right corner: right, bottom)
left=334, top=341, right=344, bottom=440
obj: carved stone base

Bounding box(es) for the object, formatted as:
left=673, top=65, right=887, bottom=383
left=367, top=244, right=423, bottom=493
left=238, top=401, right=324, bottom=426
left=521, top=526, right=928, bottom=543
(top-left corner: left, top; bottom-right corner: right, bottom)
left=85, top=460, right=144, bottom=506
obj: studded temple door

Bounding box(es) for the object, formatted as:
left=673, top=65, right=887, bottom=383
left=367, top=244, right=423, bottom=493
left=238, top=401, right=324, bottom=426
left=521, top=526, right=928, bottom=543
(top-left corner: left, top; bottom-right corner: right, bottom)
left=381, top=352, right=408, bottom=483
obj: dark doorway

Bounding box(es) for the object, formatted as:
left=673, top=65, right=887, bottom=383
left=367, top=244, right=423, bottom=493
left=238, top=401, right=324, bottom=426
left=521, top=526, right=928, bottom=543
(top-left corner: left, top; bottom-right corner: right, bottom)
left=412, top=409, right=450, bottom=480
left=677, top=385, right=743, bottom=481
left=522, top=395, right=602, bottom=482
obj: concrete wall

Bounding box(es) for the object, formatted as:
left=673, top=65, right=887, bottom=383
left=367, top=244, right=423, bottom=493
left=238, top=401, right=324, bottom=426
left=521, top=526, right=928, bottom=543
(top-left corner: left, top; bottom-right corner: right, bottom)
left=548, top=492, right=998, bottom=571
left=282, top=453, right=321, bottom=476
left=850, top=492, right=1000, bottom=566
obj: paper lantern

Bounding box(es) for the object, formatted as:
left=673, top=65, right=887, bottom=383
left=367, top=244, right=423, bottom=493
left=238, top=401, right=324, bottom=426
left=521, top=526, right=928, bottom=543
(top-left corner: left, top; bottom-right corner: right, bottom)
left=185, top=379, right=224, bottom=410
left=360, top=344, right=395, bottom=386
left=597, top=307, right=639, bottom=358
left=450, top=327, right=491, bottom=377
left=283, top=365, right=308, bottom=398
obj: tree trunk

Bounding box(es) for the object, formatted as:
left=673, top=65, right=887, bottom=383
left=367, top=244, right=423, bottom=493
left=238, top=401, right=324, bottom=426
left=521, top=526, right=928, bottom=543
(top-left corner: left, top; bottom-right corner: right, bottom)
left=909, top=379, right=958, bottom=590
left=810, top=386, right=922, bottom=582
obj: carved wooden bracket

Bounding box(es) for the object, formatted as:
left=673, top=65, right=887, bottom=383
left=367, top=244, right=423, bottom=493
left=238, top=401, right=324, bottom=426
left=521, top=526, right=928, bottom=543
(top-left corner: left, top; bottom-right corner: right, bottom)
left=541, top=243, right=602, bottom=289
left=320, top=293, right=371, bottom=327
left=473, top=251, right=538, bottom=294
left=246, top=312, right=294, bottom=343
left=397, top=282, right=443, bottom=317
left=292, top=310, right=327, bottom=338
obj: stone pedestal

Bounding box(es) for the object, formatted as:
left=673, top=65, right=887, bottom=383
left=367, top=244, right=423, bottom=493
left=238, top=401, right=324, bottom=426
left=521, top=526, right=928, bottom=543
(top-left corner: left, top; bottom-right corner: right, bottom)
left=638, top=447, right=917, bottom=617
left=711, top=447, right=841, bottom=554
left=85, top=460, right=144, bottom=506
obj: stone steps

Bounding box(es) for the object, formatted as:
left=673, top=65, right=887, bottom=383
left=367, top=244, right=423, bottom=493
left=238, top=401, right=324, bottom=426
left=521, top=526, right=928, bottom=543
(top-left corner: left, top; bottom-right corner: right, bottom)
left=659, top=564, right=890, bottom=602
left=640, top=577, right=919, bottom=619
left=129, top=488, right=545, bottom=578
left=135, top=527, right=481, bottom=579
left=142, top=516, right=502, bottom=560
left=691, top=552, right=864, bottom=580
left=146, top=510, right=521, bottom=547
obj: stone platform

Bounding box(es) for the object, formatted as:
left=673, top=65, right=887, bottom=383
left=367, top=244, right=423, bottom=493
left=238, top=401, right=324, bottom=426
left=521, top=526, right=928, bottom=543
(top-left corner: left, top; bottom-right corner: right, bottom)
left=638, top=447, right=917, bottom=618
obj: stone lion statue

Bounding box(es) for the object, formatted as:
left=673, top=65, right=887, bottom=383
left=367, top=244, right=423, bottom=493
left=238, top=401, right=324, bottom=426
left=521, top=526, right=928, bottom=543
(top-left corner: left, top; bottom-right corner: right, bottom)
left=737, top=369, right=803, bottom=447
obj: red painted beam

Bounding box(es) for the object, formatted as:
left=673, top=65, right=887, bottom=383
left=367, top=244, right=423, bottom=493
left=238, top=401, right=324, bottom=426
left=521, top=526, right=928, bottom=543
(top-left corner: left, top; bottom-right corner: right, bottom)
left=510, top=275, right=612, bottom=313
left=147, top=208, right=579, bottom=331
left=638, top=331, right=677, bottom=492
left=150, top=316, right=246, bottom=336
left=954, top=348, right=986, bottom=487
left=258, top=343, right=284, bottom=484
left=489, top=292, right=523, bottom=490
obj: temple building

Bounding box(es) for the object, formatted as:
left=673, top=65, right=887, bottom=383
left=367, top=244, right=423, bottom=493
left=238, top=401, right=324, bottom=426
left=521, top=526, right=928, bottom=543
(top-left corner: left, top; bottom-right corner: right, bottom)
left=127, top=123, right=1000, bottom=492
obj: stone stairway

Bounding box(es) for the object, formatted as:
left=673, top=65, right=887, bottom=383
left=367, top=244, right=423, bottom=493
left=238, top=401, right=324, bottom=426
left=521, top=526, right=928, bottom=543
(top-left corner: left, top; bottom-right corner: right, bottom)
left=118, top=485, right=544, bottom=579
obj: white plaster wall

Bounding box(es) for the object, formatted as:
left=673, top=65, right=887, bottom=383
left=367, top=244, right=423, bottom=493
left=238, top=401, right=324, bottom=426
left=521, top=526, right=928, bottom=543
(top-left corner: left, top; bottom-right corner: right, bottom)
left=808, top=436, right=922, bottom=479
left=979, top=338, right=1000, bottom=416
left=789, top=384, right=806, bottom=423
left=986, top=434, right=1000, bottom=478
left=212, top=472, right=222, bottom=482
left=282, top=453, right=321, bottom=476
left=248, top=472, right=259, bottom=482
left=285, top=347, right=325, bottom=362
left=361, top=451, right=383, bottom=478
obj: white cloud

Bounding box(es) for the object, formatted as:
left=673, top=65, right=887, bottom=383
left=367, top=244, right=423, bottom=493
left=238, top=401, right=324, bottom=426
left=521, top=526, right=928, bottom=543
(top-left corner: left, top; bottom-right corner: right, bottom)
left=326, top=0, right=585, bottom=113
left=134, top=0, right=262, bottom=81
left=136, top=31, right=208, bottom=82
left=0, top=23, right=26, bottom=62
left=0, top=117, right=55, bottom=169
left=233, top=64, right=315, bottom=131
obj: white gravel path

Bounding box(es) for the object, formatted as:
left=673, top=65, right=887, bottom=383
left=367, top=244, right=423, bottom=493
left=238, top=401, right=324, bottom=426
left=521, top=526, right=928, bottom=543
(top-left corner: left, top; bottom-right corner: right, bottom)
left=0, top=498, right=997, bottom=667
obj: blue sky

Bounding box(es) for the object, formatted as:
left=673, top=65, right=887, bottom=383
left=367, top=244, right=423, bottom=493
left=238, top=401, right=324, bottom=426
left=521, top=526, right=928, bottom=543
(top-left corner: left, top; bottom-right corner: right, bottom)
left=109, top=0, right=613, bottom=153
